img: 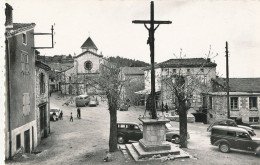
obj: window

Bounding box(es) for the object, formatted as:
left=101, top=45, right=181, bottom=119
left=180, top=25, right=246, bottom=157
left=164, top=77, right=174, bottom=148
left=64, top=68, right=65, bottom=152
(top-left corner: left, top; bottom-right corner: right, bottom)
left=209, top=97, right=213, bottom=109
left=84, top=61, right=93, bottom=70
left=21, top=52, right=29, bottom=72
left=200, top=68, right=204, bottom=73
left=249, top=117, right=259, bottom=122
left=22, top=33, right=27, bottom=45
left=227, top=131, right=236, bottom=136
left=23, top=93, right=30, bottom=115
left=187, top=69, right=190, bottom=73
left=16, top=134, right=21, bottom=150
left=249, top=97, right=258, bottom=109
left=173, top=69, right=176, bottom=74
left=40, top=73, right=45, bottom=94
left=230, top=97, right=239, bottom=110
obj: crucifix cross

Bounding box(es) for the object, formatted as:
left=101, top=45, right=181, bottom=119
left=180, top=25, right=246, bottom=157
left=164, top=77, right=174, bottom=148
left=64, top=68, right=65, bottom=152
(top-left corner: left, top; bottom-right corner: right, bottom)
left=132, top=1, right=172, bottom=119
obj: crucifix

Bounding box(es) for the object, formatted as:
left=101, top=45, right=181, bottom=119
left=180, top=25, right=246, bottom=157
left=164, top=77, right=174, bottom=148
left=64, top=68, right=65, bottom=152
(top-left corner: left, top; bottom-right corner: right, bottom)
left=133, top=1, right=172, bottom=119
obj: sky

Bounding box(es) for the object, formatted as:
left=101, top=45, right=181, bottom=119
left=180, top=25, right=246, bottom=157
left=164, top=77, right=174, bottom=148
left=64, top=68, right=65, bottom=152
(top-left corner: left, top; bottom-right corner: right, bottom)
left=4, top=0, right=260, bottom=78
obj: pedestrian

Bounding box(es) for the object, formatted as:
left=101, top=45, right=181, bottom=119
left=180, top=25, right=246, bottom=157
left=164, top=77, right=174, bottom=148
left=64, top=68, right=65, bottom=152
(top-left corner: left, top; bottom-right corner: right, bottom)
left=70, top=112, right=73, bottom=122
left=165, top=103, right=169, bottom=113
left=59, top=111, right=63, bottom=120
left=161, top=101, right=164, bottom=113
left=77, top=107, right=81, bottom=119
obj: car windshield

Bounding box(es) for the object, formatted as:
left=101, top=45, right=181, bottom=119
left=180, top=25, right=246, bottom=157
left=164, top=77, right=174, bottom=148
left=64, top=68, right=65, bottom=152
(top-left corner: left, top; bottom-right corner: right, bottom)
left=139, top=124, right=143, bottom=131
left=165, top=123, right=174, bottom=129
left=50, top=109, right=59, bottom=112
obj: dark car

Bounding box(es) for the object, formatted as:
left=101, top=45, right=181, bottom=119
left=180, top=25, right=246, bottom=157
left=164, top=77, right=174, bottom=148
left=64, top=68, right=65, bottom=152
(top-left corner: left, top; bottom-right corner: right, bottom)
left=117, top=122, right=189, bottom=144
left=50, top=108, right=60, bottom=121
left=207, top=119, right=256, bottom=136
left=211, top=125, right=260, bottom=155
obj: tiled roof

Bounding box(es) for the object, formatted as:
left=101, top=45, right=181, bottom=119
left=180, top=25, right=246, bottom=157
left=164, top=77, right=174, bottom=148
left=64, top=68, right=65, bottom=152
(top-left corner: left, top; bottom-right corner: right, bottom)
left=35, top=60, right=51, bottom=71
left=143, top=58, right=216, bottom=70
left=157, top=58, right=217, bottom=68
left=214, top=77, right=260, bottom=93
left=121, top=67, right=144, bottom=75
left=81, top=37, right=98, bottom=50
left=74, top=50, right=103, bottom=59
left=6, top=23, right=36, bottom=37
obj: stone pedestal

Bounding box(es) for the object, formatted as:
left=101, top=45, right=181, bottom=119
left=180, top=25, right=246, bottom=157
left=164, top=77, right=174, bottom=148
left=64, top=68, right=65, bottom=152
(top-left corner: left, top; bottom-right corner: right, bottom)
left=138, top=117, right=171, bottom=152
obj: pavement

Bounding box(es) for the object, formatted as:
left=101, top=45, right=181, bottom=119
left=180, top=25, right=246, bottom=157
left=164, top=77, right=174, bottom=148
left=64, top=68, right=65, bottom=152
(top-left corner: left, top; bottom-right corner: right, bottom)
left=5, top=92, right=260, bottom=165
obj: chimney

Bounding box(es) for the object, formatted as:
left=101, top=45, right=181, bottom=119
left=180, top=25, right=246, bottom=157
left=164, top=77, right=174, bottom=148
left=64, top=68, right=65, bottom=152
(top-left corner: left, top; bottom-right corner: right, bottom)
left=206, top=58, right=211, bottom=62
left=5, top=3, right=13, bottom=29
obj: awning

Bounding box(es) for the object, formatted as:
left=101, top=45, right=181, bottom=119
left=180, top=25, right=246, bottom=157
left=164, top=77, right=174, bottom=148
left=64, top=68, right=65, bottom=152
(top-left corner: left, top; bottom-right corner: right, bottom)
left=135, top=89, right=160, bottom=95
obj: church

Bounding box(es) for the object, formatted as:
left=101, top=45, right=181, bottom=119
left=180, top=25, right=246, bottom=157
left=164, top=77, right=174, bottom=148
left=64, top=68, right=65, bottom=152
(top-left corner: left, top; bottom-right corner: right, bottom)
left=60, top=37, right=110, bottom=95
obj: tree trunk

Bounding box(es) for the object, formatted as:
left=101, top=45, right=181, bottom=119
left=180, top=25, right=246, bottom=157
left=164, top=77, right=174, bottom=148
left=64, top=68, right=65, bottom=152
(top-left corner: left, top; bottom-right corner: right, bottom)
left=179, top=101, right=188, bottom=148
left=109, top=99, right=118, bottom=152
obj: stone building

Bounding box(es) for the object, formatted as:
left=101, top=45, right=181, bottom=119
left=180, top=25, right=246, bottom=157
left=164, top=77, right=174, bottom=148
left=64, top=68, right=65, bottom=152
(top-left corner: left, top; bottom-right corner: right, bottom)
left=5, top=3, right=37, bottom=158
left=61, top=37, right=111, bottom=95
left=35, top=60, right=51, bottom=144
left=119, top=67, right=145, bottom=105
left=139, top=58, right=217, bottom=110
left=204, top=78, right=260, bottom=124
left=5, top=3, right=51, bottom=159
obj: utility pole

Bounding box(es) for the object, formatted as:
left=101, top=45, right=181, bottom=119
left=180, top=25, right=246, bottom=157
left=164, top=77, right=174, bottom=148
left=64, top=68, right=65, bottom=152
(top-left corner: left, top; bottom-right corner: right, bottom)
left=132, top=1, right=171, bottom=119
left=226, top=41, right=230, bottom=119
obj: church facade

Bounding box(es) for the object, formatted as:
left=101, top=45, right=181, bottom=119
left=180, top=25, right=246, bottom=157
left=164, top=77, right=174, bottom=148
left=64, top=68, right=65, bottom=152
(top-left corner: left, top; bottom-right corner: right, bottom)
left=61, top=37, right=110, bottom=95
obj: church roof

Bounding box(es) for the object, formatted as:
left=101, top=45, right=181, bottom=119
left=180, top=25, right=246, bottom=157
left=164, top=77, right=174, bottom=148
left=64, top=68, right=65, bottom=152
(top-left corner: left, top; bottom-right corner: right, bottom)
left=74, top=50, right=103, bottom=59
left=81, top=37, right=98, bottom=50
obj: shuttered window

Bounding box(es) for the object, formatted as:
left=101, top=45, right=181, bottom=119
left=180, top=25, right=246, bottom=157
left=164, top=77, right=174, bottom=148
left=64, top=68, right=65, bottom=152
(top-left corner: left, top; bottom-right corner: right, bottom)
left=23, top=93, right=30, bottom=115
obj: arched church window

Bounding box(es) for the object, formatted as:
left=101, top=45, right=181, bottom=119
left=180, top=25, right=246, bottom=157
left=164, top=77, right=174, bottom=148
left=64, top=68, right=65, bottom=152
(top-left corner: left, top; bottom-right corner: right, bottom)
left=84, top=61, right=93, bottom=70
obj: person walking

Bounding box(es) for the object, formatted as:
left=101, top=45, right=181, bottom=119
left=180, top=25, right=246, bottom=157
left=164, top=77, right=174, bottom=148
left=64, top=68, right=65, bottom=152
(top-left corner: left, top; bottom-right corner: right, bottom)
left=59, top=111, right=63, bottom=120
left=77, top=107, right=81, bottom=119
left=70, top=112, right=73, bottom=122
left=161, top=101, right=164, bottom=113
left=165, top=103, right=169, bottom=113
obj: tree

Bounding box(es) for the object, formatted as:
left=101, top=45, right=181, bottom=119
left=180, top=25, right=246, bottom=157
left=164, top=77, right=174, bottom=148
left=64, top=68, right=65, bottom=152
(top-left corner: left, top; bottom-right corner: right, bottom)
left=162, top=48, right=218, bottom=148
left=85, top=63, right=126, bottom=152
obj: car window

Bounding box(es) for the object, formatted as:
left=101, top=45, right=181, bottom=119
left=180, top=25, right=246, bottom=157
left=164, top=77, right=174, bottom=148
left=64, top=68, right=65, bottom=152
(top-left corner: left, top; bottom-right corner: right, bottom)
left=134, top=125, right=140, bottom=130
left=237, top=132, right=250, bottom=139
left=129, top=125, right=135, bottom=130
left=227, top=131, right=236, bottom=136
left=118, top=124, right=126, bottom=128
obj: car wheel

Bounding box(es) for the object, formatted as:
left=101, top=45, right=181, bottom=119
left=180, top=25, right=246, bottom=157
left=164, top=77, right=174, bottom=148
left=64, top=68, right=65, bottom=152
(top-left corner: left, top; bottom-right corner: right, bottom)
left=117, top=136, right=125, bottom=144
left=255, top=146, right=260, bottom=156
left=219, top=143, right=230, bottom=153
left=172, top=135, right=180, bottom=144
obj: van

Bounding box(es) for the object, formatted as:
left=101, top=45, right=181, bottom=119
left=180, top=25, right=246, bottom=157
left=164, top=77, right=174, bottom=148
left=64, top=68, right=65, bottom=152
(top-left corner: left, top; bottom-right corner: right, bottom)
left=75, top=94, right=91, bottom=107
left=210, top=125, right=260, bottom=155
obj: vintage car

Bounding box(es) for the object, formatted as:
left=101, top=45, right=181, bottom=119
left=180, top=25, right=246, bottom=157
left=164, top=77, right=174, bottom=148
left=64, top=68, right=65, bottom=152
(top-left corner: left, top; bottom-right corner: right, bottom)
left=50, top=108, right=60, bottom=121
left=89, top=96, right=99, bottom=107
left=207, top=119, right=256, bottom=136
left=117, top=122, right=189, bottom=144
left=211, top=125, right=260, bottom=155
left=75, top=94, right=91, bottom=107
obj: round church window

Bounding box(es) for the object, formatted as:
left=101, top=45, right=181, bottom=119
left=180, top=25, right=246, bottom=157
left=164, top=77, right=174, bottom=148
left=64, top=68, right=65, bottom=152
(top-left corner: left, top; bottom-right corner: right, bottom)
left=84, top=61, right=93, bottom=70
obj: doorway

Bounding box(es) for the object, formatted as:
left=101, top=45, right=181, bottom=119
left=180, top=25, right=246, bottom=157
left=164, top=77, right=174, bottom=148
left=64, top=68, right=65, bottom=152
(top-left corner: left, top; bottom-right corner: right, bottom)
left=24, top=129, right=30, bottom=153
left=39, top=105, right=46, bottom=138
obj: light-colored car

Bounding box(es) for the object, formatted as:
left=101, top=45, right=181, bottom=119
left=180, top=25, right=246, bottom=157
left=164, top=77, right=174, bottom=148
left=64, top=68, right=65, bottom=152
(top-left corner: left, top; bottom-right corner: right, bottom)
left=165, top=122, right=190, bottom=144
left=50, top=108, right=60, bottom=121
left=75, top=94, right=91, bottom=107
left=89, top=97, right=99, bottom=107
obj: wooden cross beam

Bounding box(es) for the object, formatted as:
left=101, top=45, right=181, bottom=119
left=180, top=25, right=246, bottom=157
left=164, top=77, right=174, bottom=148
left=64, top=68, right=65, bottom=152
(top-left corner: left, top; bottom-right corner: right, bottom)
left=132, top=1, right=172, bottom=119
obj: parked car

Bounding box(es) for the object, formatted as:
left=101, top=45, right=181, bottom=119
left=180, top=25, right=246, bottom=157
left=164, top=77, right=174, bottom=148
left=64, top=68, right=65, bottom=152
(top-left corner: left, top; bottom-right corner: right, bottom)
left=75, top=94, right=91, bottom=107
left=117, top=122, right=189, bottom=144
left=50, top=108, right=60, bottom=121
left=207, top=119, right=256, bottom=136
left=210, top=125, right=260, bottom=155
left=119, top=103, right=129, bottom=111
left=89, top=96, right=99, bottom=107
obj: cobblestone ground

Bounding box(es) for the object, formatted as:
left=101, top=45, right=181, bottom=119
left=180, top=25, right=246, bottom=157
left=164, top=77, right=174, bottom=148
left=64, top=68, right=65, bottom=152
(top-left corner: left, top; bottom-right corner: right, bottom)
left=5, top=92, right=260, bottom=165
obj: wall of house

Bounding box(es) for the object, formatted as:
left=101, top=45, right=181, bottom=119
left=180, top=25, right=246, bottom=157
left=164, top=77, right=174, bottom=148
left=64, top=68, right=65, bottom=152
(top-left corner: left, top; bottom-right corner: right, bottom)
left=35, top=67, right=50, bottom=145
left=207, top=95, right=260, bottom=124
left=7, top=28, right=37, bottom=156
left=76, top=52, right=101, bottom=73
